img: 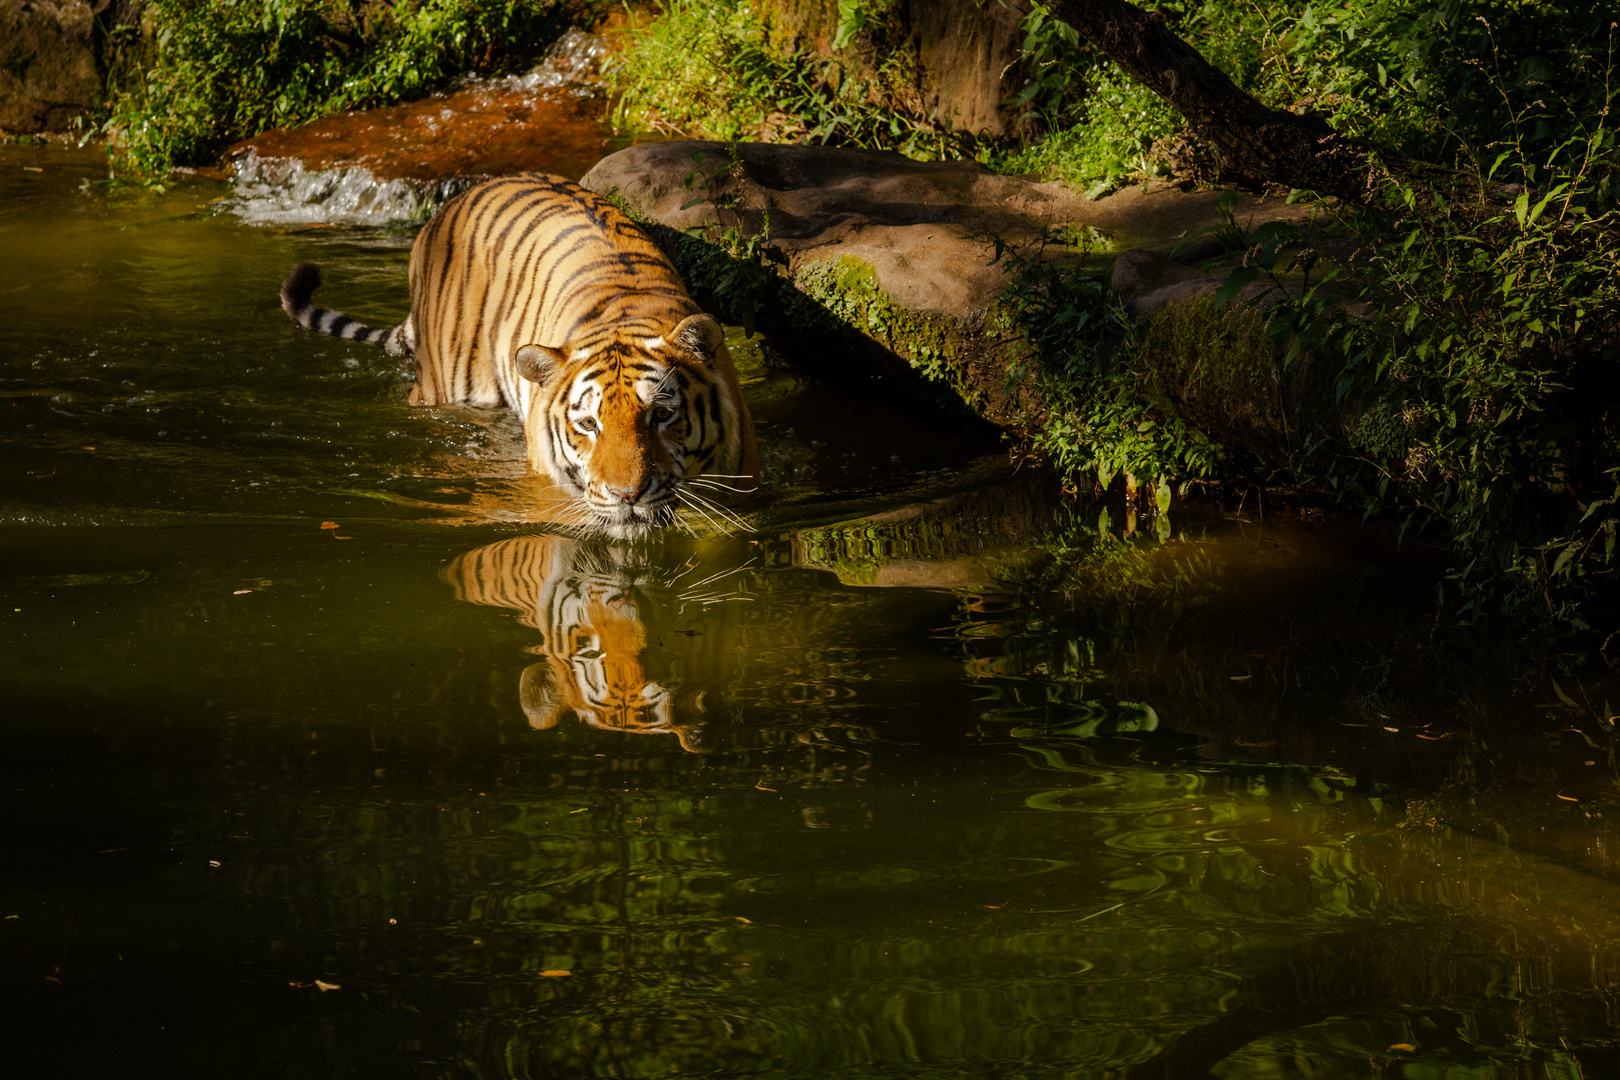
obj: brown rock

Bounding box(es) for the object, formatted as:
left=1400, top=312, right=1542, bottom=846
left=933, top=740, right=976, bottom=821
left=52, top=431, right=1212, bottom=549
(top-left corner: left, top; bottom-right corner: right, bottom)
left=582, top=140, right=1321, bottom=425
left=583, top=139, right=1095, bottom=321
left=1, top=0, right=140, bottom=134
left=224, top=30, right=618, bottom=185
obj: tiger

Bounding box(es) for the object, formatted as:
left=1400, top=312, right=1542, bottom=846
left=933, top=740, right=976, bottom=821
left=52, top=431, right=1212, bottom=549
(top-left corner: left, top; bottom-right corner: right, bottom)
left=279, top=173, right=761, bottom=539
left=444, top=534, right=748, bottom=751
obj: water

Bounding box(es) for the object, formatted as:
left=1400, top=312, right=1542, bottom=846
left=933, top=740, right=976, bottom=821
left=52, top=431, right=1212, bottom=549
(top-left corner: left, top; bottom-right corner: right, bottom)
left=4, top=143, right=1620, bottom=1078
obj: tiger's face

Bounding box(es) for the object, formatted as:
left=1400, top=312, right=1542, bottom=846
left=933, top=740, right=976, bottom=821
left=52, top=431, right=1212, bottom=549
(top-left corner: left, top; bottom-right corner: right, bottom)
left=554, top=591, right=675, bottom=734
left=517, top=314, right=734, bottom=540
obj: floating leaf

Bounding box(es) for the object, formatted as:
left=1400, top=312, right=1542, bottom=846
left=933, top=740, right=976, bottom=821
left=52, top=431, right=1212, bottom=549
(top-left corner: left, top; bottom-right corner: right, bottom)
left=320, top=521, right=339, bottom=530
left=539, top=970, right=571, bottom=978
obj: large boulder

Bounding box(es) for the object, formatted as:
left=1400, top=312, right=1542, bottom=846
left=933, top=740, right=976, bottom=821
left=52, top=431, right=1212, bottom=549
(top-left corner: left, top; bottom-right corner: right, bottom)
left=1, top=0, right=140, bottom=134
left=581, top=140, right=1320, bottom=429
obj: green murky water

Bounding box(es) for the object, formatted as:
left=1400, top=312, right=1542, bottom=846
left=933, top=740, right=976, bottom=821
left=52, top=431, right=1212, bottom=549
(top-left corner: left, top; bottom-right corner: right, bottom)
left=4, top=144, right=1620, bottom=1078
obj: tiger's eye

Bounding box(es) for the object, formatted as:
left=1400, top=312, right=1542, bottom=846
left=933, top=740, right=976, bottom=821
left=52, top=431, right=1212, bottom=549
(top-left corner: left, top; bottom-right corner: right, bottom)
left=576, top=416, right=598, bottom=435
left=652, top=406, right=675, bottom=424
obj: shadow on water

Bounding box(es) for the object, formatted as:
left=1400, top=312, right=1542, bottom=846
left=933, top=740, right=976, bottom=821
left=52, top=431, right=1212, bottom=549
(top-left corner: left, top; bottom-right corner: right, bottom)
left=3, top=144, right=1620, bottom=1077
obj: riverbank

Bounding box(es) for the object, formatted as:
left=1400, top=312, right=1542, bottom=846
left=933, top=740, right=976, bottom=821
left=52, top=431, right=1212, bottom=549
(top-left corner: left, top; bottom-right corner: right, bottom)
left=11, top=0, right=1619, bottom=632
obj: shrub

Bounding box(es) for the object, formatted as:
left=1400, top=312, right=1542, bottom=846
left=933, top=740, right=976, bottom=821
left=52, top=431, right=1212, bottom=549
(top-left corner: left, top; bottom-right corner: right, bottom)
left=1244, top=27, right=1620, bottom=629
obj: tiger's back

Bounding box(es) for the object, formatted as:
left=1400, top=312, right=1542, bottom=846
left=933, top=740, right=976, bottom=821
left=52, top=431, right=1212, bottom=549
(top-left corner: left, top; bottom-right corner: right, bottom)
left=408, top=174, right=691, bottom=410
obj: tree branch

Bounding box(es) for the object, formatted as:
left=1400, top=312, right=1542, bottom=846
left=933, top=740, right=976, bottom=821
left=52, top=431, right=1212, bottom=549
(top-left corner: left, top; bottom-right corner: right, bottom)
left=1047, top=0, right=1386, bottom=201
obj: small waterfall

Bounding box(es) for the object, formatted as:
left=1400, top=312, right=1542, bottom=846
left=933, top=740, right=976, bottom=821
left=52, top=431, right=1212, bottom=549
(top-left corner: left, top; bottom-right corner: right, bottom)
left=225, top=150, right=444, bottom=227
left=483, top=26, right=609, bottom=95
left=224, top=28, right=608, bottom=228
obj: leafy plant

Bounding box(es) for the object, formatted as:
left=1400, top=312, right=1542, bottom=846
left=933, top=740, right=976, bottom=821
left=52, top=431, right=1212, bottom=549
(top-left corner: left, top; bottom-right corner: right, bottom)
left=993, top=230, right=1223, bottom=499
left=991, top=1, right=1614, bottom=196
left=1220, top=25, right=1620, bottom=630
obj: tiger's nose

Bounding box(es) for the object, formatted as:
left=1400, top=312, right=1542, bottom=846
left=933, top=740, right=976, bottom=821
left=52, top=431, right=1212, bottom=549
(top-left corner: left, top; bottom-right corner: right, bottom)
left=610, top=480, right=651, bottom=505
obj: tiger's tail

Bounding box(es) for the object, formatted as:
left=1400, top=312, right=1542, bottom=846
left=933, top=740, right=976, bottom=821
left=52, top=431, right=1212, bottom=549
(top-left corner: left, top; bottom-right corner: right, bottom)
left=280, top=262, right=414, bottom=356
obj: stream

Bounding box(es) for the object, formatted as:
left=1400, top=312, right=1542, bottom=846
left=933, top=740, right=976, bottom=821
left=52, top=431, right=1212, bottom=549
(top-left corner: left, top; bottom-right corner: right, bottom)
left=3, top=139, right=1619, bottom=1078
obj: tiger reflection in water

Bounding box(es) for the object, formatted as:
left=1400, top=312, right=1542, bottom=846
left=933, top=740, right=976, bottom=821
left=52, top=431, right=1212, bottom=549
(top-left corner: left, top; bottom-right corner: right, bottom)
left=443, top=534, right=746, bottom=751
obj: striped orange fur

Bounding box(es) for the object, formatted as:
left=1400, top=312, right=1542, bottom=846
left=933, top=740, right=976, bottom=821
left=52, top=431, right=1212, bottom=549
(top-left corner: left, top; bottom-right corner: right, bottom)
left=444, top=534, right=735, bottom=751
left=281, top=173, right=760, bottom=538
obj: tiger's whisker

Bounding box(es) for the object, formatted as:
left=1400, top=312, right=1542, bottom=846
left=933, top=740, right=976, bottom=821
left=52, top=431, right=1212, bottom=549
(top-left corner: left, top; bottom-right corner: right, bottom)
left=680, top=488, right=750, bottom=533
left=681, top=560, right=755, bottom=592
left=674, top=491, right=728, bottom=536
left=687, top=478, right=758, bottom=494
left=678, top=494, right=741, bottom=536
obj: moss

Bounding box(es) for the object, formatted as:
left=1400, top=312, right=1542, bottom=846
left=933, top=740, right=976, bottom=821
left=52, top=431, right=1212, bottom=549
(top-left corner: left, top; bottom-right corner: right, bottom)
left=636, top=216, right=986, bottom=420
left=791, top=256, right=972, bottom=405
left=1133, top=298, right=1346, bottom=467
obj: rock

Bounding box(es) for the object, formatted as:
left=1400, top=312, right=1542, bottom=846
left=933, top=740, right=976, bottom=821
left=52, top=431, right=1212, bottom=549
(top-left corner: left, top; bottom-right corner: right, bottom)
left=757, top=0, right=1036, bottom=139
left=1, top=0, right=141, bottom=134
left=1109, top=249, right=1207, bottom=314
left=582, top=139, right=1319, bottom=427
left=223, top=29, right=618, bottom=195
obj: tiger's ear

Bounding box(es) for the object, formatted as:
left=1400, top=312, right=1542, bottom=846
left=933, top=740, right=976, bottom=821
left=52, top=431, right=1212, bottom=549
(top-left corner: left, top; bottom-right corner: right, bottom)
left=519, top=662, right=566, bottom=731
left=670, top=314, right=724, bottom=365
left=515, top=344, right=567, bottom=384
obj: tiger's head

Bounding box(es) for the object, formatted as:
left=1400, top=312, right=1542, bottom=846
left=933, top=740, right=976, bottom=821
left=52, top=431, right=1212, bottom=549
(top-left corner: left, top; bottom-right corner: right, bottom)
left=515, top=313, right=744, bottom=540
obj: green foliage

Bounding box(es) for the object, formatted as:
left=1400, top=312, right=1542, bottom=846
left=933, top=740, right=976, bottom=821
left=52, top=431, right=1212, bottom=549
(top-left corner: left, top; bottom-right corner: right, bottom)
left=991, top=63, right=1178, bottom=197
left=994, top=232, right=1223, bottom=496
left=106, top=0, right=589, bottom=177
left=992, top=1, right=1613, bottom=195
left=1234, top=34, right=1620, bottom=629
left=607, top=0, right=978, bottom=160
left=989, top=5, right=1178, bottom=196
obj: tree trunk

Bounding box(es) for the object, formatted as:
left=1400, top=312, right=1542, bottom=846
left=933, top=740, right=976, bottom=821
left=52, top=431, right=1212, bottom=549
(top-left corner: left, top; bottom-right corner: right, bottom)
left=1047, top=0, right=1384, bottom=202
